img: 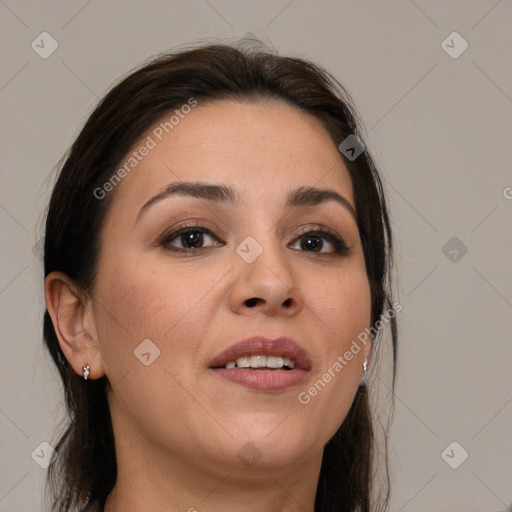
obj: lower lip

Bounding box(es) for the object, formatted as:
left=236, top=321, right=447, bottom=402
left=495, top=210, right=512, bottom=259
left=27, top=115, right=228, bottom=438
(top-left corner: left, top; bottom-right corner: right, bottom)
left=210, top=368, right=308, bottom=391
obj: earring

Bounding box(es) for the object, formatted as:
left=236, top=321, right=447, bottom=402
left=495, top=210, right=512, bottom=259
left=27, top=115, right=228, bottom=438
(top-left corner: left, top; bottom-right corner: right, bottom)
left=360, top=359, right=368, bottom=387
left=82, top=362, right=90, bottom=380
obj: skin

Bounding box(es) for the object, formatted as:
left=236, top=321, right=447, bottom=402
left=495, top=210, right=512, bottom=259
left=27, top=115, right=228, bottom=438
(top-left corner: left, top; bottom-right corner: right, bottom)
left=45, top=99, right=372, bottom=512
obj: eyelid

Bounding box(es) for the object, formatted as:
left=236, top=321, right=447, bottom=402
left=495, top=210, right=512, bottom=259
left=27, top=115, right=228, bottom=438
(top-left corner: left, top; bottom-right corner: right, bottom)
left=291, top=223, right=347, bottom=244
left=158, top=219, right=220, bottom=240
left=293, top=223, right=341, bottom=239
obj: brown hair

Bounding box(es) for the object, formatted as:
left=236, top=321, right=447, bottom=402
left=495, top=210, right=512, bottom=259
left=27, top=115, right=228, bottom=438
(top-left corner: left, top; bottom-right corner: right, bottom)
left=43, top=41, right=397, bottom=512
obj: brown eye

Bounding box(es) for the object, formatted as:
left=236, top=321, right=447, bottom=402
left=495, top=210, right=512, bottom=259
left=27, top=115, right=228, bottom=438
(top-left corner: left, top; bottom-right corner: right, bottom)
left=300, top=234, right=324, bottom=252
left=161, top=227, right=222, bottom=253
left=290, top=229, right=348, bottom=255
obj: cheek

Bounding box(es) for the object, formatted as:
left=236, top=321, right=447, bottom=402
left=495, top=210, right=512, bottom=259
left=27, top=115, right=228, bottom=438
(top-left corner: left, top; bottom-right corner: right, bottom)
left=309, top=267, right=372, bottom=344
left=301, top=267, right=371, bottom=428
left=93, top=258, right=217, bottom=375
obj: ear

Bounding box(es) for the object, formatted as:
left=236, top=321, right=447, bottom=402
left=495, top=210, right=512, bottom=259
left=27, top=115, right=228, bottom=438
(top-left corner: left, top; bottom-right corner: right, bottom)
left=45, top=271, right=106, bottom=380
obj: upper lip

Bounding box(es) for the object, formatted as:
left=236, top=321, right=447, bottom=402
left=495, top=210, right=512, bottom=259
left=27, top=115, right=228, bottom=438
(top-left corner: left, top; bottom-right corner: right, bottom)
left=208, top=336, right=312, bottom=370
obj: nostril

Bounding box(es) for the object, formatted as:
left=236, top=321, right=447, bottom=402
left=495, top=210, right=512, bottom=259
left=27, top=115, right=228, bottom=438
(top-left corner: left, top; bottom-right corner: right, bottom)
left=283, top=298, right=293, bottom=307
left=245, top=297, right=262, bottom=308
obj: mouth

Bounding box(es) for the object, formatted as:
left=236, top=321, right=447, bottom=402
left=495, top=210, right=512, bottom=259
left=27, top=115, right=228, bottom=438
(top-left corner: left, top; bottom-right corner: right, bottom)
left=208, top=336, right=311, bottom=391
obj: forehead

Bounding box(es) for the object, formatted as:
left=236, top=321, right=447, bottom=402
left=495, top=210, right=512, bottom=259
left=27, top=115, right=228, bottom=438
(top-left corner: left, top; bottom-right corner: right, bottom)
left=108, top=99, right=354, bottom=214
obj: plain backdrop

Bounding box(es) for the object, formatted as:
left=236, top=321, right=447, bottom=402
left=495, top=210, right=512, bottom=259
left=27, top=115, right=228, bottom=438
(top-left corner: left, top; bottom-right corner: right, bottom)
left=1, top=1, right=511, bottom=511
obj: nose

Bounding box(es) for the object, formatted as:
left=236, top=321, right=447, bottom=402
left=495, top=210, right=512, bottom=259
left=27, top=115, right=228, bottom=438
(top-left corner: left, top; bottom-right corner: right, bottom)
left=229, top=237, right=304, bottom=317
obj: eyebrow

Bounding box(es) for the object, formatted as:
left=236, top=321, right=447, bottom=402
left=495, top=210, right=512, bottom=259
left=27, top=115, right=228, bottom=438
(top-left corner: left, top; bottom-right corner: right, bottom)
left=136, top=181, right=357, bottom=221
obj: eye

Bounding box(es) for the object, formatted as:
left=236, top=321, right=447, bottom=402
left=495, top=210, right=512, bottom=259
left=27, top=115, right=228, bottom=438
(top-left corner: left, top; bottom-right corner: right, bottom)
left=159, top=224, right=347, bottom=255
left=289, top=228, right=348, bottom=255
left=160, top=225, right=223, bottom=253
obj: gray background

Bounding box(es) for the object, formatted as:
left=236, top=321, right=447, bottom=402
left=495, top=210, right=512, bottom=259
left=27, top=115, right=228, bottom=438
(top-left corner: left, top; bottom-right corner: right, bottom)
left=1, top=1, right=511, bottom=511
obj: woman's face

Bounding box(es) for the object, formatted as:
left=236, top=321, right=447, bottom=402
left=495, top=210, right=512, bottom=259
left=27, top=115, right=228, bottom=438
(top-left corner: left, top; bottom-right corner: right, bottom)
left=92, top=99, right=371, bottom=472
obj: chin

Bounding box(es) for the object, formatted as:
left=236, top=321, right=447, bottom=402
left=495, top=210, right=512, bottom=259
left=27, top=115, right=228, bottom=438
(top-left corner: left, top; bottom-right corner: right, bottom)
left=219, top=425, right=320, bottom=470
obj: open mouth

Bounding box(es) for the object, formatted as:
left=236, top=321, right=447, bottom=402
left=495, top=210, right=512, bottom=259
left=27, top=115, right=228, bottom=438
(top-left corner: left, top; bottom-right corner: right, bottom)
left=208, top=336, right=311, bottom=391
left=213, top=355, right=297, bottom=370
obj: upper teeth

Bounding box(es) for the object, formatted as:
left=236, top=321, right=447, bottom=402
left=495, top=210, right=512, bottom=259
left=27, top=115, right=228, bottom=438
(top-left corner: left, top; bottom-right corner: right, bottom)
left=224, top=355, right=296, bottom=369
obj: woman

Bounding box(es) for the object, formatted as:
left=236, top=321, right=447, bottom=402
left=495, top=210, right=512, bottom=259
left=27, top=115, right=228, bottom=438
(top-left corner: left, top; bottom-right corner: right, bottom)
left=43, top=41, right=397, bottom=512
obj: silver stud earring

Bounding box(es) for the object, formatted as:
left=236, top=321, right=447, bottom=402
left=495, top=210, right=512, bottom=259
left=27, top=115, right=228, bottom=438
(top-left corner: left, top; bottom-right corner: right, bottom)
left=360, top=359, right=368, bottom=386
left=82, top=362, right=90, bottom=380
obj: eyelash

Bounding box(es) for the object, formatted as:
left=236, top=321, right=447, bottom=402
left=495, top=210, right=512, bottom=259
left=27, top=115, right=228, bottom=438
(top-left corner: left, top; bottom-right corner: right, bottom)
left=159, top=222, right=348, bottom=256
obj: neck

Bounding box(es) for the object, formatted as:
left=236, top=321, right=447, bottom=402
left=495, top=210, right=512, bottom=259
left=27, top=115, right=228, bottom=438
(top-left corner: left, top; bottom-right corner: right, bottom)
left=103, top=437, right=321, bottom=512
